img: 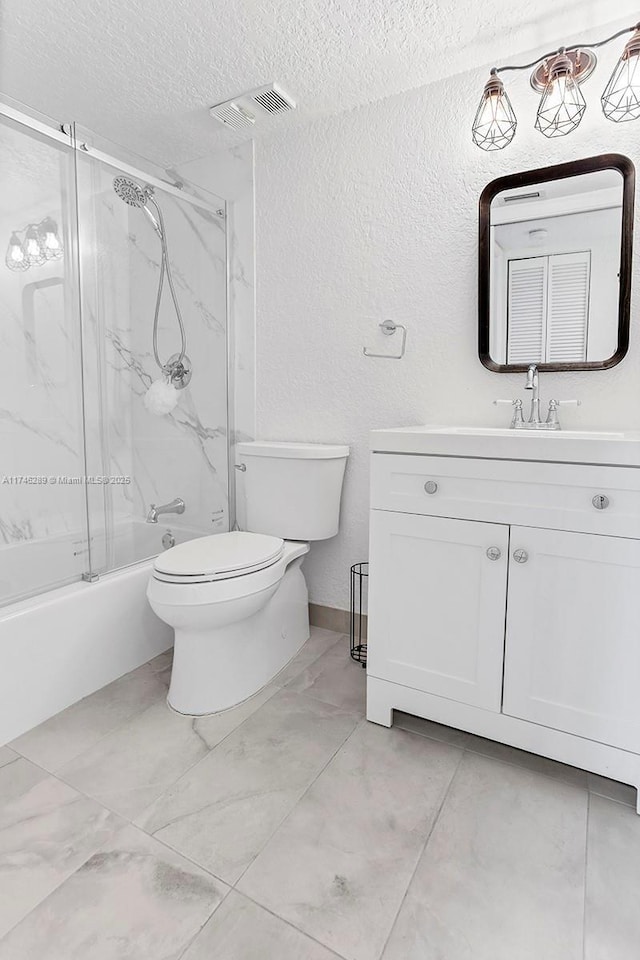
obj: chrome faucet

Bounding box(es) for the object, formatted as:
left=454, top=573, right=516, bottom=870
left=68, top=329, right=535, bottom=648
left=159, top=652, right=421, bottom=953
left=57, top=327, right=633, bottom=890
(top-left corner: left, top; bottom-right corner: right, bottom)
left=525, top=363, right=542, bottom=425
left=146, top=497, right=185, bottom=523
left=494, top=363, right=581, bottom=430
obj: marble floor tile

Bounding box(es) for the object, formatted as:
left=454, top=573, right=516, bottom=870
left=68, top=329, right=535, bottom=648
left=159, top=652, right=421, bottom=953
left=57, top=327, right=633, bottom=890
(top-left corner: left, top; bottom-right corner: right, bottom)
left=0, top=757, right=48, bottom=807
left=0, top=776, right=121, bottom=939
left=238, top=722, right=462, bottom=960
left=0, top=823, right=228, bottom=960
left=464, top=733, right=589, bottom=788
left=138, top=690, right=359, bottom=884
left=272, top=627, right=342, bottom=687
left=393, top=711, right=472, bottom=748
left=182, top=890, right=343, bottom=960
left=285, top=640, right=366, bottom=715
left=0, top=749, right=18, bottom=771
left=587, top=773, right=637, bottom=808
left=59, top=700, right=212, bottom=820
left=585, top=794, right=640, bottom=959
left=10, top=662, right=169, bottom=772
left=381, top=751, right=587, bottom=960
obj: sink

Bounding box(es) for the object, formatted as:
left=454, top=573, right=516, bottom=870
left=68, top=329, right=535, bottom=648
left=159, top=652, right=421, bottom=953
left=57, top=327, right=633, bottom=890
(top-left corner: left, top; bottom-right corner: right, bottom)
left=370, top=424, right=640, bottom=466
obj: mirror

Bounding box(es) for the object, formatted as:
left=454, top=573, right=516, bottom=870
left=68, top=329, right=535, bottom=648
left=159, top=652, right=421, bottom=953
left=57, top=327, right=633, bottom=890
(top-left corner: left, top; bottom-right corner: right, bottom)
left=479, top=154, right=635, bottom=372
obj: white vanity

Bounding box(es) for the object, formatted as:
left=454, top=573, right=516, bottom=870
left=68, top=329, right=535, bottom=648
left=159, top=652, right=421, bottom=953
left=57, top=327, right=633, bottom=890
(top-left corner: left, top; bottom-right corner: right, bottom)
left=366, top=425, right=640, bottom=810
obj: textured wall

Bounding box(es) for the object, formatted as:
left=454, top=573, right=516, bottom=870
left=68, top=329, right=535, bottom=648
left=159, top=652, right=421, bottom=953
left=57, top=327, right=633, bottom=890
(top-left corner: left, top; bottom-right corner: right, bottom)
left=254, top=57, right=640, bottom=610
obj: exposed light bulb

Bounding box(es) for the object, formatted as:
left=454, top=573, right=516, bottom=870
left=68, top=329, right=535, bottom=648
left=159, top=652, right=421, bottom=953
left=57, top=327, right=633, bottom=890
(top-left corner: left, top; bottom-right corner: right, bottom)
left=5, top=233, right=28, bottom=272
left=472, top=71, right=517, bottom=151
left=535, top=52, right=586, bottom=138
left=602, top=27, right=640, bottom=122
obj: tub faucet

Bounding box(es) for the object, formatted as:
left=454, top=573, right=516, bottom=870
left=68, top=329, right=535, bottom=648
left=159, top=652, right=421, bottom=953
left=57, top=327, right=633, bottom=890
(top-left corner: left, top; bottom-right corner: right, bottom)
left=146, top=497, right=185, bottom=523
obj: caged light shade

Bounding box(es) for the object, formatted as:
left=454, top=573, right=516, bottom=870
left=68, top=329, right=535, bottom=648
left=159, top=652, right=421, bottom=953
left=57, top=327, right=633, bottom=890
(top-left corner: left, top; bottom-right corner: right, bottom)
left=472, top=71, right=517, bottom=151
left=602, top=28, right=640, bottom=122
left=535, top=52, right=586, bottom=138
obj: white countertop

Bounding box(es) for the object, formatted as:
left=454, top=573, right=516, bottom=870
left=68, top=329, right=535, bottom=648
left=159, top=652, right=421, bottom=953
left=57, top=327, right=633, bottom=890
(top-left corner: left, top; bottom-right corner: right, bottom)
left=370, top=425, right=640, bottom=467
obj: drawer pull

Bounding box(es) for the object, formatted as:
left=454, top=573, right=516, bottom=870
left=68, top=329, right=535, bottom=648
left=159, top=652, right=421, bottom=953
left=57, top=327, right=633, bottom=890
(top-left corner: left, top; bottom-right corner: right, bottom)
left=424, top=480, right=438, bottom=495
left=513, top=549, right=529, bottom=564
left=592, top=494, right=610, bottom=510
left=486, top=546, right=502, bottom=561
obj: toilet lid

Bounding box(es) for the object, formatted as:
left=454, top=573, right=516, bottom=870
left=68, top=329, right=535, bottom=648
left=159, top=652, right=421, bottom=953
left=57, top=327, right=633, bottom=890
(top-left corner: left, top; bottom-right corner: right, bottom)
left=154, top=531, right=284, bottom=578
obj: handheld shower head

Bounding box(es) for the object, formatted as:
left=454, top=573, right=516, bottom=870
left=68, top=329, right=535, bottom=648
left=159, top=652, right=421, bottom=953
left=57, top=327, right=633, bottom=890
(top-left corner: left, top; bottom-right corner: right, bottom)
left=112, top=176, right=162, bottom=237
left=113, top=176, right=148, bottom=208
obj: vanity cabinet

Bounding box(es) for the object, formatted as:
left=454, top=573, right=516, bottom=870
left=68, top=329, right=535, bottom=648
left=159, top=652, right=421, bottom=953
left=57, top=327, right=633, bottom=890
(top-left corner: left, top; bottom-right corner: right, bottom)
left=367, top=445, right=640, bottom=809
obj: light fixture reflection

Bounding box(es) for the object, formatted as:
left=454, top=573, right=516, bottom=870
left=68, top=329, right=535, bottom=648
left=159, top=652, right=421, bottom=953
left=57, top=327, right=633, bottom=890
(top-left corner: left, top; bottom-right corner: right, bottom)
left=472, top=70, right=517, bottom=151
left=602, top=28, right=640, bottom=122
left=5, top=233, right=28, bottom=272
left=535, top=52, right=586, bottom=138
left=39, top=218, right=63, bottom=259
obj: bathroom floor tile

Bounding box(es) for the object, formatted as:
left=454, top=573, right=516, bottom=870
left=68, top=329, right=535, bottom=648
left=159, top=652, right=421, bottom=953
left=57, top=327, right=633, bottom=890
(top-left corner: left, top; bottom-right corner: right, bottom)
left=58, top=699, right=212, bottom=820
left=272, top=626, right=342, bottom=686
left=0, top=823, right=228, bottom=960
left=0, top=775, right=121, bottom=939
left=381, top=751, right=587, bottom=960
left=138, top=690, right=359, bottom=884
left=10, top=662, right=169, bottom=772
left=393, top=711, right=472, bottom=748
left=284, top=638, right=366, bottom=715
left=464, top=733, right=589, bottom=788
left=585, top=794, right=640, bottom=959
left=238, top=721, right=462, bottom=960
left=0, top=757, right=48, bottom=807
left=0, top=749, right=18, bottom=771
left=182, top=890, right=343, bottom=960
left=587, top=773, right=637, bottom=807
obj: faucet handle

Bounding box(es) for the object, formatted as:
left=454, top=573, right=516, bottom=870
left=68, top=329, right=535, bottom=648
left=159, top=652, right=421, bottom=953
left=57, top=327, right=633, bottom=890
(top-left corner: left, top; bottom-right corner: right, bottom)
left=493, top=398, right=524, bottom=427
left=546, top=398, right=581, bottom=427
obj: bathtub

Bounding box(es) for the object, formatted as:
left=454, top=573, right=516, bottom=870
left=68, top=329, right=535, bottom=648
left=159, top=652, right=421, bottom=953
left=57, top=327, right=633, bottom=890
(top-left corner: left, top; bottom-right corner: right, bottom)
left=0, top=520, right=208, bottom=745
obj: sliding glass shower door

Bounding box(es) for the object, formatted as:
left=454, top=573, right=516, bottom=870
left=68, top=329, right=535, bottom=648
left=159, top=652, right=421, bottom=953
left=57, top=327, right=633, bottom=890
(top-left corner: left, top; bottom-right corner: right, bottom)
left=0, top=112, right=90, bottom=604
left=1, top=108, right=230, bottom=606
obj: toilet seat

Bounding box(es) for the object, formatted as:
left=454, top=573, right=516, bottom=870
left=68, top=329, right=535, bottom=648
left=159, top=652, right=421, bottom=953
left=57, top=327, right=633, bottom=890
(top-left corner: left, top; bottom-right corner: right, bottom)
left=153, top=531, right=284, bottom=584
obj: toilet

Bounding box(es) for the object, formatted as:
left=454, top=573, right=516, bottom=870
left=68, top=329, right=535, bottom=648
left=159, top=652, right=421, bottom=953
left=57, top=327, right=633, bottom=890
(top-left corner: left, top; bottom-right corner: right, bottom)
left=147, top=441, right=349, bottom=715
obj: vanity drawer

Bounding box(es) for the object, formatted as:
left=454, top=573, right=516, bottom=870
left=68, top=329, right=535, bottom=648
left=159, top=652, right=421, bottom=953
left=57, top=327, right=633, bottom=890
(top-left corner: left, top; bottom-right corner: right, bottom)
left=371, top=454, right=640, bottom=538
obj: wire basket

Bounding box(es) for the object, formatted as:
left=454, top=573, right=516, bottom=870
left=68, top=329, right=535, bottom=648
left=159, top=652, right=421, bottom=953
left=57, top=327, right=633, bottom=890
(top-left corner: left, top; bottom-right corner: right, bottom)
left=350, top=562, right=368, bottom=667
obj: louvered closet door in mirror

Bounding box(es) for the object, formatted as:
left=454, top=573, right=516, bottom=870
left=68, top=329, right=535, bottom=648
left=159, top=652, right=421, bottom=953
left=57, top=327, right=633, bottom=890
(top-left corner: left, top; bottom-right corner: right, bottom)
left=480, top=154, right=634, bottom=372
left=506, top=252, right=590, bottom=364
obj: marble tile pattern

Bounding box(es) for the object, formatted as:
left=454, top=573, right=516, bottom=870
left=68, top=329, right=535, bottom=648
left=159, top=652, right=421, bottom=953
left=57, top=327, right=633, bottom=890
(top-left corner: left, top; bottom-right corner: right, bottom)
left=0, top=629, right=638, bottom=959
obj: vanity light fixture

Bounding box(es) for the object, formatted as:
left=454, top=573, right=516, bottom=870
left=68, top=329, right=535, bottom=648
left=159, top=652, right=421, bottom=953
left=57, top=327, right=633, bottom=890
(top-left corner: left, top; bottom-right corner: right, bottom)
left=472, top=22, right=640, bottom=150
left=4, top=217, right=63, bottom=272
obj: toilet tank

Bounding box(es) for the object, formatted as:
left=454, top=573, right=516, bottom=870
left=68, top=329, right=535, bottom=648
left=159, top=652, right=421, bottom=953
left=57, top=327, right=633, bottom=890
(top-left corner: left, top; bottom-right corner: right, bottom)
left=236, top=441, right=349, bottom=541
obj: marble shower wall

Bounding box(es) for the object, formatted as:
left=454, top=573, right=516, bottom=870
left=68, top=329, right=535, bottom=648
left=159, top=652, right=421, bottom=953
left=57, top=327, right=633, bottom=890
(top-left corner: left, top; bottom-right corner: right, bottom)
left=77, top=151, right=230, bottom=570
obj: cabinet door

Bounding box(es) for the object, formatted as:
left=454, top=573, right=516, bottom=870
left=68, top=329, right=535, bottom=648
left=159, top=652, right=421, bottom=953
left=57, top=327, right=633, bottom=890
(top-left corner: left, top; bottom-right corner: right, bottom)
left=503, top=526, right=640, bottom=752
left=367, top=511, right=509, bottom=711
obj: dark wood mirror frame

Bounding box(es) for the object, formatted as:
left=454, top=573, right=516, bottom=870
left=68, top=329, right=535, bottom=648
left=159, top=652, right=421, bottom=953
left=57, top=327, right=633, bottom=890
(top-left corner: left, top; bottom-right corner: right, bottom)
left=478, top=154, right=635, bottom=373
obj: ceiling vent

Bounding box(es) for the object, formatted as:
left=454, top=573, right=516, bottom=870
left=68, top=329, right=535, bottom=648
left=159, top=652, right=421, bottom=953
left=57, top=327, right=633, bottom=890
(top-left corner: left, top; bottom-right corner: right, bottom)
left=209, top=83, right=296, bottom=131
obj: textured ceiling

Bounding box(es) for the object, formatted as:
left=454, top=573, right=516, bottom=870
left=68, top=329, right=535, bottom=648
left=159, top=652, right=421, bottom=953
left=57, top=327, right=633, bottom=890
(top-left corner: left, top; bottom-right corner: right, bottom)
left=1, top=0, right=639, bottom=166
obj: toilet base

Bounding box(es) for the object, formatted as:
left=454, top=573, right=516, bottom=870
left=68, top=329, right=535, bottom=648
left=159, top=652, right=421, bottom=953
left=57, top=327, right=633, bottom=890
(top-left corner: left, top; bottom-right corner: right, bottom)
left=166, top=556, right=309, bottom=716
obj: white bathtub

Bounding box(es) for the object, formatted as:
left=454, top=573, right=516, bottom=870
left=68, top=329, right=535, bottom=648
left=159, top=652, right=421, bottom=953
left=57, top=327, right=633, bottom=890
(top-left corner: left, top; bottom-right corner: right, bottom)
left=0, top=520, right=208, bottom=745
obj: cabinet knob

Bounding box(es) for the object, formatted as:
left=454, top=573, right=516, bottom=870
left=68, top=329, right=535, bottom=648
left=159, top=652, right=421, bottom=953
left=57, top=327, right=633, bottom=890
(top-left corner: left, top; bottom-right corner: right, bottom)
left=513, top=549, right=529, bottom=564
left=486, top=546, right=502, bottom=561
left=592, top=494, right=610, bottom=510
left=424, top=480, right=438, bottom=495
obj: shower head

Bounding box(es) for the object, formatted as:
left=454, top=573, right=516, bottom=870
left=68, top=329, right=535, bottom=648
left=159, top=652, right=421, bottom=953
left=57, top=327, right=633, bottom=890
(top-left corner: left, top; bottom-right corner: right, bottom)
left=113, top=176, right=148, bottom=208
left=113, top=176, right=163, bottom=238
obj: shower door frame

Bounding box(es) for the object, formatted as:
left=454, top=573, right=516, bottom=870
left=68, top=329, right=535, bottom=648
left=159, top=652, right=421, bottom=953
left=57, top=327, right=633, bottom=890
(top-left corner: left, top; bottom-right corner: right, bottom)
left=0, top=97, right=234, bottom=592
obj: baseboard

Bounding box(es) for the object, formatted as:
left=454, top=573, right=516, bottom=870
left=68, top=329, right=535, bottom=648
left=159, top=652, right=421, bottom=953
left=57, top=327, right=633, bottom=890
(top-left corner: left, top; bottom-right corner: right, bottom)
left=309, top=603, right=367, bottom=638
